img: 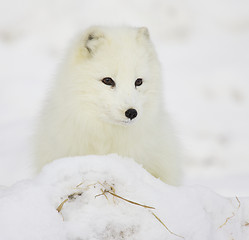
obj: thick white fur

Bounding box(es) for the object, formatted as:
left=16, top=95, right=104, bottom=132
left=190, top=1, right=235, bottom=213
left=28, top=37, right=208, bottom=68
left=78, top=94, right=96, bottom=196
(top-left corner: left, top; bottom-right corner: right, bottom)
left=34, top=26, right=181, bottom=185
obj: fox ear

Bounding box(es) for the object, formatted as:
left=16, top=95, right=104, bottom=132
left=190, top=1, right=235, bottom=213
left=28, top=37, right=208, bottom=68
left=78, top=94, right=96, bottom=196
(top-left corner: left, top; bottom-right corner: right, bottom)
left=137, top=27, right=150, bottom=40
left=82, top=27, right=105, bottom=56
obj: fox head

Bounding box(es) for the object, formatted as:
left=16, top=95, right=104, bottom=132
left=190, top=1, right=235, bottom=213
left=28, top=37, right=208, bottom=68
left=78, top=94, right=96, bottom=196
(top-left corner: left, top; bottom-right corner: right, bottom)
left=62, top=26, right=163, bottom=126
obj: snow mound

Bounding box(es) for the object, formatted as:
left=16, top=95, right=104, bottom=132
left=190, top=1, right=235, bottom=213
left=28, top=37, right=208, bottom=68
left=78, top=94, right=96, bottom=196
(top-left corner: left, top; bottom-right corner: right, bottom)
left=0, top=155, right=248, bottom=240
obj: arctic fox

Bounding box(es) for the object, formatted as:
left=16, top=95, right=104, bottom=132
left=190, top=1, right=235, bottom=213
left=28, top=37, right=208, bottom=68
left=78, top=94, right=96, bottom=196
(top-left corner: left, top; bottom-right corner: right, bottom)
left=34, top=26, right=181, bottom=185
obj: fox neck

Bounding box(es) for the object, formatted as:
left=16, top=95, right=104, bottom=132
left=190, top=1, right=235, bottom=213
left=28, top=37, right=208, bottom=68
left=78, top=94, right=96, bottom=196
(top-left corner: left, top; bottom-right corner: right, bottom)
left=75, top=111, right=147, bottom=156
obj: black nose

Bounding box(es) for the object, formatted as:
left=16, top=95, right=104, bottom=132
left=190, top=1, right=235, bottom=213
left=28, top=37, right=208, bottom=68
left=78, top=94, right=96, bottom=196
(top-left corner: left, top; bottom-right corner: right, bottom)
left=125, top=108, right=137, bottom=120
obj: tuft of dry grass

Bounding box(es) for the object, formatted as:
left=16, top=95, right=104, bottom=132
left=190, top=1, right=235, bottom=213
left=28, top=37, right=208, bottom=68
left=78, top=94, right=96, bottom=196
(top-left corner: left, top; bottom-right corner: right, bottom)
left=56, top=181, right=185, bottom=239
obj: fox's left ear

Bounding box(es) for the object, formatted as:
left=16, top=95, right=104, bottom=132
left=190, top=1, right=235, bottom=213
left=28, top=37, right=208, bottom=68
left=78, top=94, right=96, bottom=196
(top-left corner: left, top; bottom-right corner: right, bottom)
left=81, top=26, right=105, bottom=56
left=137, top=27, right=150, bottom=40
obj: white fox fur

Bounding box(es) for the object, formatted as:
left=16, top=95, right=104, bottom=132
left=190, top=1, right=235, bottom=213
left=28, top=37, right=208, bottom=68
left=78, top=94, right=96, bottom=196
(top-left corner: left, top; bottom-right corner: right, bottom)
left=34, top=26, right=181, bottom=185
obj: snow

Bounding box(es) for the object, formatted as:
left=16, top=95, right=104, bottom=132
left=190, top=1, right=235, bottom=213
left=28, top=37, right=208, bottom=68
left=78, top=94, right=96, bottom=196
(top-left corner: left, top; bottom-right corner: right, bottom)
left=0, top=0, right=249, bottom=239
left=0, top=154, right=249, bottom=240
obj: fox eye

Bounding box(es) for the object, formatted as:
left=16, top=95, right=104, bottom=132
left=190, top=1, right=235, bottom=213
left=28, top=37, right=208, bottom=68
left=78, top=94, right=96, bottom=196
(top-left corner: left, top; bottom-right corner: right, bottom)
left=135, top=78, right=143, bottom=87
left=102, top=77, right=115, bottom=87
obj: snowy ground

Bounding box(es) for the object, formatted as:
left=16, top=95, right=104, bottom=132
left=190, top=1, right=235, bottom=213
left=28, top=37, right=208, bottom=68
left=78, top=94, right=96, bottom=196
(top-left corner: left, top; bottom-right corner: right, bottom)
left=1, top=155, right=249, bottom=240
left=0, top=1, right=249, bottom=237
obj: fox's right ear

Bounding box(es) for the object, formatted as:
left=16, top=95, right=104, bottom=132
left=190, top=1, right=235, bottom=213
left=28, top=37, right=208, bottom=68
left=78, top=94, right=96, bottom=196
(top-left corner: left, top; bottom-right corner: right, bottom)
left=81, top=27, right=105, bottom=57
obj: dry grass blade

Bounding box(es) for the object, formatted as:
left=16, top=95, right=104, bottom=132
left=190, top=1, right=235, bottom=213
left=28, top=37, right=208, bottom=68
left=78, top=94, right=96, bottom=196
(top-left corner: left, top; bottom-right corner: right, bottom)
left=75, top=181, right=85, bottom=188
left=235, top=196, right=241, bottom=208
left=105, top=190, right=155, bottom=209
left=56, top=199, right=68, bottom=212
left=219, top=212, right=236, bottom=229
left=151, top=212, right=185, bottom=239
left=218, top=196, right=241, bottom=229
